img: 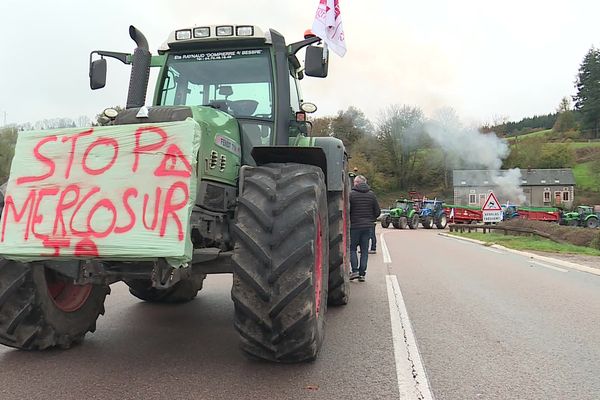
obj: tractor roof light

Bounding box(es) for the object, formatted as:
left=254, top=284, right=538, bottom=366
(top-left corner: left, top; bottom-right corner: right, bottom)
left=160, top=25, right=269, bottom=53
left=216, top=26, right=234, bottom=36
left=236, top=26, right=254, bottom=36
left=194, top=27, right=210, bottom=38
left=175, top=29, right=192, bottom=40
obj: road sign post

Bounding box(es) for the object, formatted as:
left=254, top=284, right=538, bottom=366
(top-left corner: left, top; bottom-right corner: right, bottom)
left=482, top=192, right=502, bottom=223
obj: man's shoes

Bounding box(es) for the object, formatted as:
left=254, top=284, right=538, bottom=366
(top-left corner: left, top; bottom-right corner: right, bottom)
left=358, top=276, right=366, bottom=282
left=368, top=249, right=376, bottom=254
left=349, top=272, right=359, bottom=281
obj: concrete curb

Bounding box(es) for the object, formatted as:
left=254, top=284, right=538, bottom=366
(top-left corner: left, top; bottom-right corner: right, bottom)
left=438, top=232, right=600, bottom=277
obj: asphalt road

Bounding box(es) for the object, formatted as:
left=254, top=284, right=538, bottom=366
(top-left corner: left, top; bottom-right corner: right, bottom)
left=0, top=227, right=599, bottom=399
left=386, top=228, right=600, bottom=399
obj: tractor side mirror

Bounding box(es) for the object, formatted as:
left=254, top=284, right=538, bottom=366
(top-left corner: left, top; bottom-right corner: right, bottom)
left=305, top=46, right=328, bottom=78
left=90, top=58, right=107, bottom=90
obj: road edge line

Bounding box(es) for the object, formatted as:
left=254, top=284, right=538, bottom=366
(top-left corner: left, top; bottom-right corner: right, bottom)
left=380, top=232, right=392, bottom=264
left=386, top=275, right=435, bottom=400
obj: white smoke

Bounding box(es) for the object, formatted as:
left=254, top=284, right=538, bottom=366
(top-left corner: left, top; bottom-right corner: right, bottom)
left=492, top=168, right=526, bottom=205
left=425, top=108, right=526, bottom=204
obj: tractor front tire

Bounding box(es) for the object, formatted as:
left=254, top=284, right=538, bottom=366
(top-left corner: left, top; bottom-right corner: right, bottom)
left=0, top=260, right=109, bottom=350
left=399, top=217, right=408, bottom=229
left=327, top=186, right=350, bottom=306
left=232, top=164, right=329, bottom=363
left=381, top=215, right=391, bottom=228
left=126, top=274, right=206, bottom=303
left=436, top=215, right=448, bottom=229
left=422, top=216, right=433, bottom=229
left=408, top=214, right=419, bottom=229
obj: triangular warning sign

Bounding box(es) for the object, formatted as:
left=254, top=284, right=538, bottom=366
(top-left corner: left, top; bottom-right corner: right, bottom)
left=154, top=144, right=192, bottom=177
left=482, top=192, right=502, bottom=211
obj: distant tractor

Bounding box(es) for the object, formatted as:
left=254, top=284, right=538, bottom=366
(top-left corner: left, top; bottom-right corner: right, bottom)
left=381, top=199, right=419, bottom=229
left=502, top=205, right=520, bottom=220
left=559, top=206, right=600, bottom=228
left=420, top=200, right=447, bottom=229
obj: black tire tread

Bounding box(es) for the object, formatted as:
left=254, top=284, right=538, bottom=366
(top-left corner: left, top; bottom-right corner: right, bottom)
left=0, top=260, right=109, bottom=350
left=326, top=189, right=350, bottom=306
left=231, top=163, right=328, bottom=363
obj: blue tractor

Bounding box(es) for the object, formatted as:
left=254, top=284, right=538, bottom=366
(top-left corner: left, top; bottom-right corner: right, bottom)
left=419, top=200, right=447, bottom=229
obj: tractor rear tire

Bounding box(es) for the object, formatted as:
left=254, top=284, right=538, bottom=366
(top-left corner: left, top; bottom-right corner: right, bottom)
left=0, top=259, right=109, bottom=350
left=586, top=218, right=599, bottom=228
left=436, top=215, right=448, bottom=229
left=232, top=163, right=329, bottom=363
left=408, top=214, right=419, bottom=229
left=327, top=185, right=350, bottom=306
left=126, top=274, right=206, bottom=303
left=399, top=217, right=408, bottom=229
left=381, top=215, right=391, bottom=229
left=423, top=216, right=433, bottom=229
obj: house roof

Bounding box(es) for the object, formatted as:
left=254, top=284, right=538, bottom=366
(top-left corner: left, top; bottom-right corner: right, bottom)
left=452, top=169, right=576, bottom=187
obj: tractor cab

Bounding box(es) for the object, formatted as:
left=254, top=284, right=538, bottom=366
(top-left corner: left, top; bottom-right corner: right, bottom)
left=90, top=25, right=329, bottom=167
left=394, top=199, right=414, bottom=212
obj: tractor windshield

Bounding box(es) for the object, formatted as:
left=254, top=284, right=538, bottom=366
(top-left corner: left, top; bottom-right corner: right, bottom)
left=158, top=48, right=274, bottom=118
left=395, top=202, right=409, bottom=211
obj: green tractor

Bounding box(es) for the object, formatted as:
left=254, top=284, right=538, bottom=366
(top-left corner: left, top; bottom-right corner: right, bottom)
left=559, top=206, right=600, bottom=228
left=381, top=199, right=419, bottom=229
left=0, top=25, right=350, bottom=363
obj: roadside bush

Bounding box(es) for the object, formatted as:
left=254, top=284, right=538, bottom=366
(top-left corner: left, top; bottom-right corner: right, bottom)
left=499, top=219, right=598, bottom=248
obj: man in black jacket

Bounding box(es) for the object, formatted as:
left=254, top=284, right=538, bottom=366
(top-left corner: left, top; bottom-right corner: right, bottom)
left=349, top=175, right=380, bottom=282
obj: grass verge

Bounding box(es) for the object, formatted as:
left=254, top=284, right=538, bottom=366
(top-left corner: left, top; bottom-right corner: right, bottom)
left=448, top=231, right=600, bottom=256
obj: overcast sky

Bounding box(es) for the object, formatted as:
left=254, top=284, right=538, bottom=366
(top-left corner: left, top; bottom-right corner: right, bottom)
left=1, top=0, right=598, bottom=127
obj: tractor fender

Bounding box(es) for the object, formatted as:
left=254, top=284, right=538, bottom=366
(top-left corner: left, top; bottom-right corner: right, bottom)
left=251, top=137, right=346, bottom=191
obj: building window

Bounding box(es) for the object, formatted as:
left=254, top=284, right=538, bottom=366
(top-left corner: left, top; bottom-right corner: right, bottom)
left=469, top=194, right=477, bottom=204
left=562, top=191, right=570, bottom=202
left=543, top=190, right=551, bottom=202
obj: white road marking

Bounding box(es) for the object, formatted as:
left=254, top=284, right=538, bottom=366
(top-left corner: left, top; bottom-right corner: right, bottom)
left=439, top=235, right=473, bottom=245
left=380, top=232, right=392, bottom=264
left=529, top=260, right=568, bottom=273
left=483, top=247, right=504, bottom=254
left=386, top=275, right=435, bottom=400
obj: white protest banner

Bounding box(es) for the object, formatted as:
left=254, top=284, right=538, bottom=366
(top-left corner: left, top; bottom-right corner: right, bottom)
left=0, top=120, right=201, bottom=266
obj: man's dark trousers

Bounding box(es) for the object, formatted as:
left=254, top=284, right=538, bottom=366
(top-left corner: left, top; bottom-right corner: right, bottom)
left=350, top=227, right=372, bottom=277
left=370, top=224, right=377, bottom=251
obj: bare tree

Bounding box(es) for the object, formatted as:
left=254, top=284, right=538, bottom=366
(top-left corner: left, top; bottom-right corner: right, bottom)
left=376, top=105, right=425, bottom=189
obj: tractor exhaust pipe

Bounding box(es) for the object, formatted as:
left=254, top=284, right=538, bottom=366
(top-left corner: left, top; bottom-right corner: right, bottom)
left=126, top=25, right=151, bottom=109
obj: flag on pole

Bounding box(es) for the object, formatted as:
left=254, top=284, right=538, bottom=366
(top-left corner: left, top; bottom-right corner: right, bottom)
left=312, top=0, right=347, bottom=57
